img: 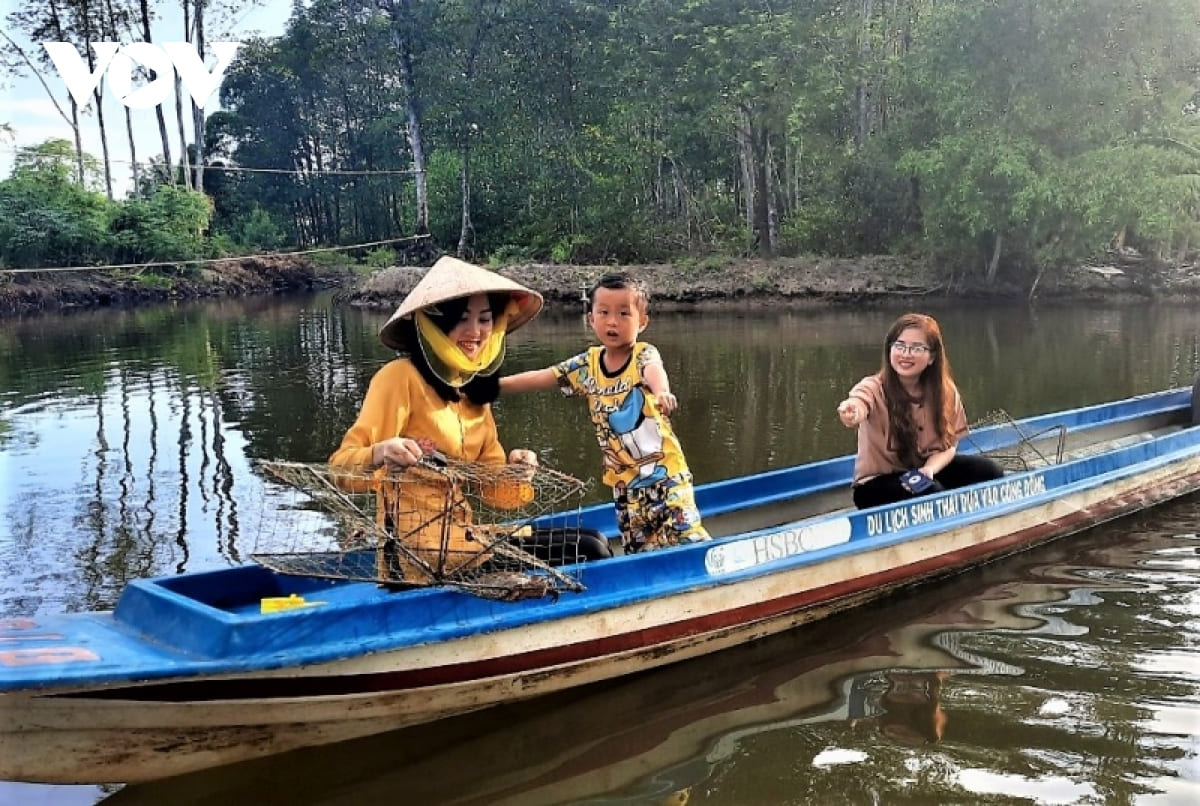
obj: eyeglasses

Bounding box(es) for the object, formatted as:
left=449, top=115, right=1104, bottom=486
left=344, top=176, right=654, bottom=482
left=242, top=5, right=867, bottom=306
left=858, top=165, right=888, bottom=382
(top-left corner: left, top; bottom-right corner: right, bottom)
left=890, top=340, right=932, bottom=356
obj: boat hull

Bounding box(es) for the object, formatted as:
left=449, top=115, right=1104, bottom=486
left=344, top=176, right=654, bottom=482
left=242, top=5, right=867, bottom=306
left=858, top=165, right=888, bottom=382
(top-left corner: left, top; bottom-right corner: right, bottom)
left=2, top=389, right=1199, bottom=783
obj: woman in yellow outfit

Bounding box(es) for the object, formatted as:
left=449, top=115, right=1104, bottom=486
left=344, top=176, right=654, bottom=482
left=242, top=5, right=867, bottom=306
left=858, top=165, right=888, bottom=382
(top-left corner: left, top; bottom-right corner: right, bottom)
left=329, top=256, right=548, bottom=581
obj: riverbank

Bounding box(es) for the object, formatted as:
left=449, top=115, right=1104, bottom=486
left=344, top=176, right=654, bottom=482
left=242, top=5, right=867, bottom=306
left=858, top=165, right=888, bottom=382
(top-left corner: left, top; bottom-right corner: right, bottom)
left=0, top=256, right=342, bottom=317
left=3, top=252, right=1198, bottom=317
left=349, top=253, right=1200, bottom=312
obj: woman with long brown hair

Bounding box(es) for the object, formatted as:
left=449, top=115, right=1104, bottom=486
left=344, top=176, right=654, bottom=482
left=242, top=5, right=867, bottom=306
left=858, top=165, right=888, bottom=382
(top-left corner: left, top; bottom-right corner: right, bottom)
left=836, top=313, right=1003, bottom=510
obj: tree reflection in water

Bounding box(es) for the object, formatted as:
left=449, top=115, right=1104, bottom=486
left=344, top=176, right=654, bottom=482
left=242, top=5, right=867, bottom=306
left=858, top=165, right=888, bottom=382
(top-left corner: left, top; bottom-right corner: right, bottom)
left=0, top=297, right=1197, bottom=804
left=96, top=499, right=1200, bottom=805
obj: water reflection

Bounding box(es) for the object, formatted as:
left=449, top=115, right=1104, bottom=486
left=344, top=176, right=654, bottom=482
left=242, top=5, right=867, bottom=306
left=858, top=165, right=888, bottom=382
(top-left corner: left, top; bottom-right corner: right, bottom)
left=1, top=295, right=1198, bottom=803
left=2, top=297, right=1199, bottom=614
left=94, top=493, right=1200, bottom=806
left=3, top=362, right=249, bottom=613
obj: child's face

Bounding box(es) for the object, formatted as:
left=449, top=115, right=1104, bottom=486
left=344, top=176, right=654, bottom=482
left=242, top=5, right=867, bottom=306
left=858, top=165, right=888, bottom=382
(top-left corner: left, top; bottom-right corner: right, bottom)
left=589, top=286, right=646, bottom=351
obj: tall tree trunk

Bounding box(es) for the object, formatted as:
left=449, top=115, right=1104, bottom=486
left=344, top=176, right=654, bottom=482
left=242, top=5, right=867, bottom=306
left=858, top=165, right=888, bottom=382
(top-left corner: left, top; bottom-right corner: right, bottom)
left=985, top=232, right=1002, bottom=283
left=107, top=0, right=139, bottom=193
left=82, top=0, right=113, bottom=199
left=383, top=0, right=429, bottom=235
left=312, top=131, right=332, bottom=241
left=70, top=101, right=85, bottom=184
left=304, top=137, right=326, bottom=242
left=855, top=0, right=875, bottom=150
left=331, top=172, right=341, bottom=240
left=737, top=105, right=754, bottom=244
left=175, top=75, right=191, bottom=188
left=76, top=1, right=113, bottom=199
left=39, top=2, right=87, bottom=183
left=99, top=0, right=129, bottom=198
left=454, top=3, right=497, bottom=256
left=125, top=108, right=140, bottom=193
left=457, top=141, right=472, bottom=256
left=176, top=0, right=193, bottom=189
left=753, top=123, right=771, bottom=256
left=340, top=91, right=362, bottom=239
left=767, top=136, right=781, bottom=246
left=69, top=0, right=112, bottom=196
left=191, top=0, right=206, bottom=192
left=139, top=0, right=173, bottom=180
left=95, top=94, right=114, bottom=198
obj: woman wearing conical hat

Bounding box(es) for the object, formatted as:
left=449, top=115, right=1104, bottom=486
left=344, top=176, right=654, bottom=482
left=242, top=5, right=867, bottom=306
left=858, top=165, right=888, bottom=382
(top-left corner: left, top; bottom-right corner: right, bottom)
left=329, top=256, right=546, bottom=581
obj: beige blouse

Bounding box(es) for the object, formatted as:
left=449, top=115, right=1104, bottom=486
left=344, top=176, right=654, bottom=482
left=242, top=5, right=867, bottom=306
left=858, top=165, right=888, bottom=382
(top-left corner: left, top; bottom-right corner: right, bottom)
left=846, top=374, right=967, bottom=484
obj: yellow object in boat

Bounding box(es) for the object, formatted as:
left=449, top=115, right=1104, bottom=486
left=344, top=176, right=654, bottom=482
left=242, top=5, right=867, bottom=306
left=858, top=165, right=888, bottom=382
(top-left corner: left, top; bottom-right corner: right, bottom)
left=260, top=594, right=324, bottom=614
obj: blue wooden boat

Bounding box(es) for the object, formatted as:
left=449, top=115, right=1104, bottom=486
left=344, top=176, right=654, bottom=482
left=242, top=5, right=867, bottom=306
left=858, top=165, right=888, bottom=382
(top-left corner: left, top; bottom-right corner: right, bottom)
left=2, top=388, right=1198, bottom=784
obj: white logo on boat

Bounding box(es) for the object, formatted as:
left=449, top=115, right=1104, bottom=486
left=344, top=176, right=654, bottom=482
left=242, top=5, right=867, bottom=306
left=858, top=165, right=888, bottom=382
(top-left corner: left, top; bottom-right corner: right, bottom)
left=704, top=518, right=852, bottom=575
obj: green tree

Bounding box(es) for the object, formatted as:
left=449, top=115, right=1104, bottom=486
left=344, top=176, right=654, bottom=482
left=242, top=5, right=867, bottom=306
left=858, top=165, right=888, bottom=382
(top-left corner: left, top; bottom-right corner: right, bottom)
left=110, top=183, right=212, bottom=263
left=0, top=139, right=113, bottom=268
left=892, top=0, right=1200, bottom=293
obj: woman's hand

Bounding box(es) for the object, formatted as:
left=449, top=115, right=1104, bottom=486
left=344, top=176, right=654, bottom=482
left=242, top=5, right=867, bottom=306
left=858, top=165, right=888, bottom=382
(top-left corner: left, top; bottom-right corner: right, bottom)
left=837, top=398, right=865, bottom=427
left=372, top=437, right=424, bottom=468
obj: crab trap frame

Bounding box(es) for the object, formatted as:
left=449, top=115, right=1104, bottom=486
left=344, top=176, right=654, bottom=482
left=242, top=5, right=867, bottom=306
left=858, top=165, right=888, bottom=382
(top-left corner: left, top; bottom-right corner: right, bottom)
left=253, top=456, right=594, bottom=601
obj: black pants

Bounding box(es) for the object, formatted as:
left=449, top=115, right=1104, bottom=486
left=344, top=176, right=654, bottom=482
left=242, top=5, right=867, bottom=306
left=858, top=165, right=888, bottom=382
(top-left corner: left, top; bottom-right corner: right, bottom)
left=852, top=454, right=1004, bottom=510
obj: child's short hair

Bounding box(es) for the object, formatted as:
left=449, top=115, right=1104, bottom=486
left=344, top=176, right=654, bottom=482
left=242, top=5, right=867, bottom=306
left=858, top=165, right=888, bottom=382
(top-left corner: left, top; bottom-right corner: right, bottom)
left=588, top=272, right=650, bottom=314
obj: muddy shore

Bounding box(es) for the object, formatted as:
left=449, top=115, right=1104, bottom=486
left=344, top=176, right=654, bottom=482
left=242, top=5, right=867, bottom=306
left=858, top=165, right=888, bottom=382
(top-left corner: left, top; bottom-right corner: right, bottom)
left=2, top=253, right=1197, bottom=318
left=351, top=254, right=1200, bottom=312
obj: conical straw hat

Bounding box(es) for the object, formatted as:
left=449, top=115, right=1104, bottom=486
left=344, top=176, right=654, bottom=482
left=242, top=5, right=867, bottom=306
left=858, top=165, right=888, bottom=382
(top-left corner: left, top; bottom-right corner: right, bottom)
left=379, top=256, right=544, bottom=350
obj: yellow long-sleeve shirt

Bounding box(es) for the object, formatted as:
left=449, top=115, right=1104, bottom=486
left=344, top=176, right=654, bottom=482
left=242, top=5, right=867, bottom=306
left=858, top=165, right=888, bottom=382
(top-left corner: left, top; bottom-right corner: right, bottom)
left=329, top=357, right=506, bottom=469
left=329, top=358, right=508, bottom=580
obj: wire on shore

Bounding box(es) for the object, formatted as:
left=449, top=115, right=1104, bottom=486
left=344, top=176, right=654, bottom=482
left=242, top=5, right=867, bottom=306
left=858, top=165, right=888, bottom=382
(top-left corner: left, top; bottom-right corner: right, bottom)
left=0, top=235, right=431, bottom=275
left=0, top=147, right=422, bottom=178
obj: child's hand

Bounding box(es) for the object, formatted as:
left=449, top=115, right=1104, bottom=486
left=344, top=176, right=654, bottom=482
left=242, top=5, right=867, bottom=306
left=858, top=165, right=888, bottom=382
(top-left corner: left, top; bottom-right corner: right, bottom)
left=507, top=448, right=538, bottom=481
left=655, top=391, right=678, bottom=416
left=507, top=448, right=538, bottom=467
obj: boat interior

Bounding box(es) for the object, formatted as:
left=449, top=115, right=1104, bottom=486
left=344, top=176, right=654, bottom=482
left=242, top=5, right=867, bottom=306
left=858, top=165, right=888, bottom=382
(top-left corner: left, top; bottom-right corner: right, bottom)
left=105, top=392, right=1196, bottom=643
left=700, top=402, right=1195, bottom=541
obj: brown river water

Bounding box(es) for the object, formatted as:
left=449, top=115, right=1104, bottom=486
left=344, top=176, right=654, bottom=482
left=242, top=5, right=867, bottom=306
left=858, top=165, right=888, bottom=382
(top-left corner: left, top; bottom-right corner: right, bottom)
left=1, top=294, right=1197, bottom=804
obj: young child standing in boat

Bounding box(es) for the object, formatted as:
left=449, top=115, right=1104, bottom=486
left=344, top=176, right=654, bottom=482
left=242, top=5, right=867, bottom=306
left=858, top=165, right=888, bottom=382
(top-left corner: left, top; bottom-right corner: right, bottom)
left=501, top=272, right=710, bottom=553
left=836, top=312, right=1003, bottom=509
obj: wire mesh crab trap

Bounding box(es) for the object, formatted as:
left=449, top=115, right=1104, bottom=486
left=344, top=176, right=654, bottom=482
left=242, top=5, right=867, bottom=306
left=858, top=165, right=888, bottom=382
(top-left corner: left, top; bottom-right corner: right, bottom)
left=964, top=409, right=1067, bottom=472
left=252, top=456, right=593, bottom=601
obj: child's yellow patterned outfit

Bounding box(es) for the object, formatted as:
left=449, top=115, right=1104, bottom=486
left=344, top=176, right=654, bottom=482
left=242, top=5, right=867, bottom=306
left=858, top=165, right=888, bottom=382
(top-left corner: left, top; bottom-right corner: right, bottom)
left=552, top=342, right=709, bottom=552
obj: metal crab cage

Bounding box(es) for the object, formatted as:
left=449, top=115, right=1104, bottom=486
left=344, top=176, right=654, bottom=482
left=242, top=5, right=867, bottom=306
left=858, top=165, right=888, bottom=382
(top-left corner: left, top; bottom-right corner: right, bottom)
left=252, top=457, right=593, bottom=601
left=964, top=409, right=1067, bottom=472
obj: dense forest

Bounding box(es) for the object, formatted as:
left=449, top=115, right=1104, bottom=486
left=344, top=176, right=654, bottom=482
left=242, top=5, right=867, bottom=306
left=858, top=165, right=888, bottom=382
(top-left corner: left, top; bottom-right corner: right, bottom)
left=3, top=0, right=1200, bottom=295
